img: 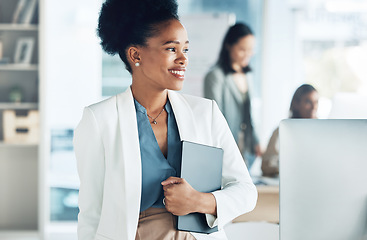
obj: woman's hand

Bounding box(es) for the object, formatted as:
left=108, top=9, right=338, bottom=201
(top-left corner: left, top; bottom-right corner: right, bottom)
left=161, top=177, right=217, bottom=216
left=254, top=144, right=262, bottom=157
left=161, top=177, right=199, bottom=216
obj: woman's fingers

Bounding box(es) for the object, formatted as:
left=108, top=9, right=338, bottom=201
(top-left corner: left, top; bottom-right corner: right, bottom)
left=161, top=178, right=199, bottom=215
left=161, top=176, right=183, bottom=186
left=162, top=177, right=183, bottom=192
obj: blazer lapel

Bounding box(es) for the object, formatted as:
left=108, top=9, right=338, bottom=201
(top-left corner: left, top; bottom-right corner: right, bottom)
left=114, top=89, right=199, bottom=239
left=168, top=91, right=198, bottom=143
left=116, top=87, right=141, bottom=240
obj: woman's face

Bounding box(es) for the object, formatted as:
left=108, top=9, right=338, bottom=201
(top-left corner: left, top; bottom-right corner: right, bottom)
left=136, top=19, right=189, bottom=91
left=295, top=91, right=319, bottom=119
left=228, top=35, right=255, bottom=71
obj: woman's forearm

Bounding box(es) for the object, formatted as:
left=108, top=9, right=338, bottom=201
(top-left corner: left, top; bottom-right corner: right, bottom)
left=194, top=192, right=217, bottom=216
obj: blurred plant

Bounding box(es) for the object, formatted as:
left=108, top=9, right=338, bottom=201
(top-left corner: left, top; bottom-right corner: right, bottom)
left=9, top=86, right=23, bottom=103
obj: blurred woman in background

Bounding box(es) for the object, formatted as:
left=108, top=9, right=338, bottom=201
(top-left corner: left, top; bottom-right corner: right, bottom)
left=204, top=23, right=261, bottom=169
left=261, top=84, right=319, bottom=177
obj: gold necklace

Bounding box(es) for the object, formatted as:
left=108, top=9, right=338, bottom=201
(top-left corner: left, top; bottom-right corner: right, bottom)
left=147, top=108, right=165, bottom=124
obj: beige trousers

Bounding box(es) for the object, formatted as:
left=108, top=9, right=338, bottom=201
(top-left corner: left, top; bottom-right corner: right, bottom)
left=135, top=207, right=196, bottom=240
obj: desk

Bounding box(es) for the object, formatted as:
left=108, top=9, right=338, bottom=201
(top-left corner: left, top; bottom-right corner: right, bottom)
left=233, top=185, right=279, bottom=223
left=224, top=222, right=279, bottom=240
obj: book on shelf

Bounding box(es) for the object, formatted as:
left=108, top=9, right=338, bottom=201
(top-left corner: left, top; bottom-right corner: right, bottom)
left=0, top=39, right=3, bottom=59
left=0, top=39, right=10, bottom=64
left=12, top=0, right=38, bottom=24
left=14, top=37, right=35, bottom=64
left=12, top=0, right=27, bottom=23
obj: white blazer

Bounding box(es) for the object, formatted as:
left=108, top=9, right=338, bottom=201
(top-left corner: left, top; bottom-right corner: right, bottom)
left=74, top=87, right=257, bottom=240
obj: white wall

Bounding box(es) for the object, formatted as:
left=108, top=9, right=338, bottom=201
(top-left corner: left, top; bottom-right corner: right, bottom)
left=43, top=0, right=102, bottom=129
left=261, top=0, right=296, bottom=146
left=42, top=0, right=102, bottom=238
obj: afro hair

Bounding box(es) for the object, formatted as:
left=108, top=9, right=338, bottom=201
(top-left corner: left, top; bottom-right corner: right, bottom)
left=97, top=0, right=179, bottom=73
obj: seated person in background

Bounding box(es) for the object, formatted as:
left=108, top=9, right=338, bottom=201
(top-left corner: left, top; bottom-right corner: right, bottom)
left=261, top=84, right=319, bottom=177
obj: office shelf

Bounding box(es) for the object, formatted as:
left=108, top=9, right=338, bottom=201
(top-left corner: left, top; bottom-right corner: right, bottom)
left=0, top=24, right=38, bottom=31
left=0, top=0, right=41, bottom=236
left=0, top=64, right=39, bottom=71
left=0, top=102, right=38, bottom=110
left=0, top=141, right=38, bottom=147
left=0, top=230, right=39, bottom=240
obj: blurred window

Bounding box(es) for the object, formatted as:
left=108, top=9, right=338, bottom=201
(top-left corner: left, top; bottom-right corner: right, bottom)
left=294, top=0, right=367, bottom=118
left=50, top=129, right=79, bottom=221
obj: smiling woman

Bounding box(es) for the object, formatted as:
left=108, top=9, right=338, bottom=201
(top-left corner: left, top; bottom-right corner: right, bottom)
left=130, top=19, right=189, bottom=92
left=74, top=0, right=257, bottom=240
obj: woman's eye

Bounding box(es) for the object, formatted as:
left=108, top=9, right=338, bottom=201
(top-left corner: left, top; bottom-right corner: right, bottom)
left=183, top=48, right=189, bottom=53
left=304, top=100, right=312, bottom=105
left=167, top=47, right=176, bottom=52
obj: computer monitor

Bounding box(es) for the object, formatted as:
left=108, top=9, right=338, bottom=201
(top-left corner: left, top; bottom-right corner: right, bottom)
left=279, top=119, right=367, bottom=240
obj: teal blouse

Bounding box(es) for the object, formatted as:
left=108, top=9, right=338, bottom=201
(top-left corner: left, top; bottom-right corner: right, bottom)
left=134, top=99, right=182, bottom=212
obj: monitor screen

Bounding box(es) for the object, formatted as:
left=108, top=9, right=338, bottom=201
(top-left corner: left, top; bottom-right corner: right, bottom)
left=279, top=119, right=367, bottom=240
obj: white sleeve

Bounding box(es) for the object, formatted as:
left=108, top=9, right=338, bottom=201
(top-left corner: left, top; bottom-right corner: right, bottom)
left=206, top=100, right=258, bottom=230
left=74, top=107, right=105, bottom=240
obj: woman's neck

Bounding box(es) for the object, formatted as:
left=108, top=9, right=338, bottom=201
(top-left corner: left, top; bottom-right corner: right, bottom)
left=130, top=81, right=168, bottom=114
left=231, top=63, right=243, bottom=73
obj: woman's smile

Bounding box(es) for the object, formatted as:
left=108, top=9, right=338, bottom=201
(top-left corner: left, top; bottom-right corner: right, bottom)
left=168, top=68, right=186, bottom=80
